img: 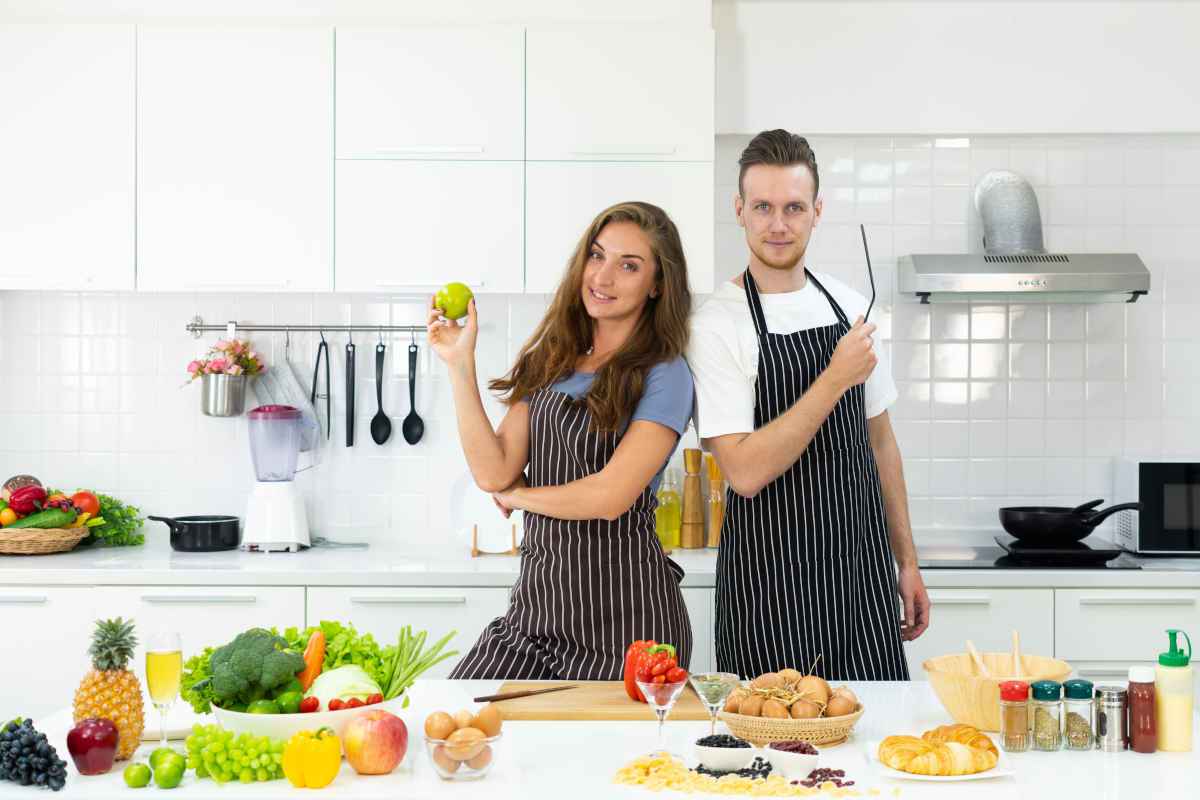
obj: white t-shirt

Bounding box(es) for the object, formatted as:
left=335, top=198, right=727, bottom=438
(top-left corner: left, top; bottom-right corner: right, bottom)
left=687, top=271, right=897, bottom=441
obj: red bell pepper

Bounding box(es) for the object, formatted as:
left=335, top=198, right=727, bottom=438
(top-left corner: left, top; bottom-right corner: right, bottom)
left=624, top=640, right=656, bottom=702
left=7, top=485, right=47, bottom=515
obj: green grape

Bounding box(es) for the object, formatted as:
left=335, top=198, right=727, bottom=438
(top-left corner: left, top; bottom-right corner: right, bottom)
left=256, top=768, right=269, bottom=782
left=239, top=769, right=253, bottom=784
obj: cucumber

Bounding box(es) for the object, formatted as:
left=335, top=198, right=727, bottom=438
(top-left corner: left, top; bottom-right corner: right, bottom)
left=5, top=507, right=77, bottom=530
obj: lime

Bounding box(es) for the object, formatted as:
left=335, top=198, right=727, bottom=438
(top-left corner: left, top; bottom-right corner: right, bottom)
left=275, top=691, right=303, bottom=714
left=123, top=762, right=152, bottom=789
left=276, top=678, right=303, bottom=696
left=435, top=282, right=474, bottom=321
left=246, top=699, right=280, bottom=715
left=149, top=747, right=181, bottom=772
left=154, top=755, right=185, bottom=790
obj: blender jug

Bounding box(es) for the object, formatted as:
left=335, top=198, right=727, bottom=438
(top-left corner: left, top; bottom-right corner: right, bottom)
left=247, top=405, right=302, bottom=481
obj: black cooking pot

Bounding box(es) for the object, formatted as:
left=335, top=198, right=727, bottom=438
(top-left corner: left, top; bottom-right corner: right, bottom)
left=149, top=515, right=240, bottom=552
left=998, top=501, right=1142, bottom=544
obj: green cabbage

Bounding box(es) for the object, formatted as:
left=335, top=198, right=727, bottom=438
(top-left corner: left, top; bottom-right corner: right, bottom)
left=303, top=665, right=381, bottom=708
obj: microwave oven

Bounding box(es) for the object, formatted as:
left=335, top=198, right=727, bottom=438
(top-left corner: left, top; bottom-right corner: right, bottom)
left=1115, top=458, right=1200, bottom=554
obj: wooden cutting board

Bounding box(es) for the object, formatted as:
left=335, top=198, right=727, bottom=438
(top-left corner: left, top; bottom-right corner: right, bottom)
left=492, top=680, right=709, bottom=721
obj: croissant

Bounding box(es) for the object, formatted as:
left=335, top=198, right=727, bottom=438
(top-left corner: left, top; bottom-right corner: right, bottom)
left=921, top=723, right=999, bottom=756
left=878, top=736, right=998, bottom=776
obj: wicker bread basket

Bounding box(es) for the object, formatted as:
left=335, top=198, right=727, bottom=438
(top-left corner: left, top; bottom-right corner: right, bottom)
left=0, top=527, right=89, bottom=555
left=718, top=704, right=865, bottom=747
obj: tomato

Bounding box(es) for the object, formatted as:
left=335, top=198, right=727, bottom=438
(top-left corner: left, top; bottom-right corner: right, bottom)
left=328, top=698, right=344, bottom=711
left=366, top=693, right=383, bottom=705
left=71, top=491, right=101, bottom=516
left=298, top=696, right=319, bottom=713
left=346, top=697, right=364, bottom=709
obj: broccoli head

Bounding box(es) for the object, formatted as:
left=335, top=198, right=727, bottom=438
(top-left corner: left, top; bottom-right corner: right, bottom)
left=208, top=628, right=306, bottom=704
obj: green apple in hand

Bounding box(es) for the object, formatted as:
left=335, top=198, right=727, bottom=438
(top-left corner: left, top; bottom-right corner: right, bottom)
left=435, top=282, right=474, bottom=321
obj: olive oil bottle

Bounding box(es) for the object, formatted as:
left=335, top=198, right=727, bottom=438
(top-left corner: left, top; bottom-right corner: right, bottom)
left=655, top=468, right=681, bottom=551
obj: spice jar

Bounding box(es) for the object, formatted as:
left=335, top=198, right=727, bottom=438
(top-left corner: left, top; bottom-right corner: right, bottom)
left=999, top=680, right=1031, bottom=752
left=1127, top=666, right=1157, bottom=753
left=1062, top=679, right=1095, bottom=750
left=1031, top=680, right=1063, bottom=751
left=1095, top=685, right=1129, bottom=752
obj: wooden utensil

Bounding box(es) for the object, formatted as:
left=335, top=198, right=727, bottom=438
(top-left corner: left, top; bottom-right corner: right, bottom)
left=472, top=684, right=580, bottom=703
left=1011, top=629, right=1024, bottom=677
left=966, top=640, right=991, bottom=676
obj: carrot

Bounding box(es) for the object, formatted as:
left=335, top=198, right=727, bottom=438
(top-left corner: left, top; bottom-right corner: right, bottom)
left=297, top=630, right=326, bottom=691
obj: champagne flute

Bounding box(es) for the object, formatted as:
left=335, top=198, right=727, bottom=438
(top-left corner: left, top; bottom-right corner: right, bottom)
left=636, top=677, right=689, bottom=758
left=689, top=672, right=740, bottom=736
left=145, top=632, right=182, bottom=748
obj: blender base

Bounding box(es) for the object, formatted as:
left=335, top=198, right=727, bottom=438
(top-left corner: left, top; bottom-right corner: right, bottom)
left=241, top=481, right=310, bottom=553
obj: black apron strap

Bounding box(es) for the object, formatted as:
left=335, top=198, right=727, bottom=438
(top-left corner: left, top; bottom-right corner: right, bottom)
left=741, top=269, right=770, bottom=341
left=803, top=269, right=852, bottom=328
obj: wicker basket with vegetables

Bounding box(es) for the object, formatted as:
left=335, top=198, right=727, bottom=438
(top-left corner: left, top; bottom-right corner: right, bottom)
left=0, top=475, right=145, bottom=555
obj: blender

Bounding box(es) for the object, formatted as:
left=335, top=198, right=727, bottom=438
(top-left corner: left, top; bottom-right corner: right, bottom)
left=242, top=404, right=311, bottom=552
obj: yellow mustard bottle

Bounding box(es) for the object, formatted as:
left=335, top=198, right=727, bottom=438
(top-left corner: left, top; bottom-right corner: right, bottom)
left=655, top=467, right=681, bottom=551
left=1154, top=628, right=1193, bottom=752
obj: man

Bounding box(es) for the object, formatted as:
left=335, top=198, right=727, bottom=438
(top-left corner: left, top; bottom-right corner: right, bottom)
left=687, top=129, right=930, bottom=680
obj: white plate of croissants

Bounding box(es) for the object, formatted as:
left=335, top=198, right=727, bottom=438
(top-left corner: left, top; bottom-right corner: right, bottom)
left=870, top=724, right=1012, bottom=781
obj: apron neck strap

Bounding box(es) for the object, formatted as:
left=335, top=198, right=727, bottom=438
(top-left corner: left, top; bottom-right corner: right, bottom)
left=741, top=267, right=852, bottom=338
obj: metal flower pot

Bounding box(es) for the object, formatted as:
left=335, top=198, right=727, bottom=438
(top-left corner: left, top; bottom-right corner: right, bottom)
left=201, top=373, right=248, bottom=417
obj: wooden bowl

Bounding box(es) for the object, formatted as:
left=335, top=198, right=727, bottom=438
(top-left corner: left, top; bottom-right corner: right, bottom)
left=923, top=652, right=1072, bottom=732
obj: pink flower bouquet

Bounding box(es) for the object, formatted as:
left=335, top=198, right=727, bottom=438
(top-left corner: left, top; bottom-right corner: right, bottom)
left=186, top=339, right=265, bottom=382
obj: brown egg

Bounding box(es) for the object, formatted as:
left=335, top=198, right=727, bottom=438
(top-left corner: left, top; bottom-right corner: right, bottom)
left=466, top=745, right=493, bottom=771
left=790, top=699, right=821, bottom=719
left=796, top=675, right=831, bottom=706
left=750, top=672, right=784, bottom=690
left=762, top=699, right=790, bottom=719
left=445, top=727, right=487, bottom=761
left=424, top=711, right=456, bottom=741
left=724, top=688, right=750, bottom=713
left=824, top=694, right=856, bottom=718
left=432, top=744, right=461, bottom=775
left=777, top=668, right=803, bottom=686
left=738, top=695, right=765, bottom=717
left=452, top=709, right=475, bottom=730
left=471, top=703, right=503, bottom=737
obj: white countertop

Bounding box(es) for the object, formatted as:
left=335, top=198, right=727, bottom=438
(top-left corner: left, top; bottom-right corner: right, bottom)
left=34, top=680, right=1198, bottom=799
left=2, top=534, right=1198, bottom=589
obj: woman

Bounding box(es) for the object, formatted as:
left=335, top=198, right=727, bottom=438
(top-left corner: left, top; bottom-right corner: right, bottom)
left=429, top=201, right=695, bottom=680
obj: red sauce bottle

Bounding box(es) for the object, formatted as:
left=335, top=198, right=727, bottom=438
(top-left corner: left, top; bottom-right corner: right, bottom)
left=1128, top=665, right=1157, bottom=753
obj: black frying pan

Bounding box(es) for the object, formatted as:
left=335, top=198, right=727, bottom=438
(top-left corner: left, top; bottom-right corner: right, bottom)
left=998, top=501, right=1142, bottom=544
left=149, top=515, right=240, bottom=552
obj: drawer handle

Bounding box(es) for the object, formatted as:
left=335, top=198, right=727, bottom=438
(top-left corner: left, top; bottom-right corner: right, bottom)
left=355, top=145, right=486, bottom=156
left=568, top=146, right=677, bottom=157
left=1079, top=597, right=1197, bottom=607
left=1077, top=668, right=1142, bottom=677
left=0, top=595, right=48, bottom=605
left=350, top=595, right=467, bottom=606
left=928, top=596, right=992, bottom=607
left=140, top=595, right=258, bottom=605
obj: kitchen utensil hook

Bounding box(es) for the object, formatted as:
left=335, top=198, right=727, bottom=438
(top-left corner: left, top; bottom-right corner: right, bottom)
left=411, top=328, right=416, bottom=345
left=860, top=223, right=876, bottom=323
left=379, top=326, right=384, bottom=345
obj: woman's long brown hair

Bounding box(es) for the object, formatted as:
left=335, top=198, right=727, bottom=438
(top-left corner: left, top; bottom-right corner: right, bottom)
left=489, top=201, right=692, bottom=431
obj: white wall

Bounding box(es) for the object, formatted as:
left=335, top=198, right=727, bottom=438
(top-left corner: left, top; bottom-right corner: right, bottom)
left=715, top=0, right=1200, bottom=134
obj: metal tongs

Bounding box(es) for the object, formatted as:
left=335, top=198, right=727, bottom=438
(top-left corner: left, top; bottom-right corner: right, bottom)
left=311, top=331, right=330, bottom=440
left=860, top=223, right=876, bottom=323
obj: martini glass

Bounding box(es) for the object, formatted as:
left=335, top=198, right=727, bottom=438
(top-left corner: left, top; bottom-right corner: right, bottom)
left=689, top=672, right=741, bottom=736
left=637, top=678, right=689, bottom=758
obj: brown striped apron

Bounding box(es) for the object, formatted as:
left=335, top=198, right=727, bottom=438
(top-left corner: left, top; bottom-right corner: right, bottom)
left=450, top=387, right=693, bottom=680
left=714, top=268, right=909, bottom=681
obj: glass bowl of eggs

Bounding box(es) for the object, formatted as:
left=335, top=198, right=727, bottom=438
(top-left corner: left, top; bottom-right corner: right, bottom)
left=423, top=704, right=504, bottom=781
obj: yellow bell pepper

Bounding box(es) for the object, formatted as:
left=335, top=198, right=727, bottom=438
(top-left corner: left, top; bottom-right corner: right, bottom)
left=71, top=512, right=92, bottom=528
left=282, top=727, right=341, bottom=789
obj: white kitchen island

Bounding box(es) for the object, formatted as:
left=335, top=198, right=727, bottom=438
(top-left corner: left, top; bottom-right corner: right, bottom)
left=31, top=680, right=1197, bottom=799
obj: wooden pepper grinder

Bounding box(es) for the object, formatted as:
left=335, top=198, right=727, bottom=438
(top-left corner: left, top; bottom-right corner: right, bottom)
left=680, top=448, right=704, bottom=548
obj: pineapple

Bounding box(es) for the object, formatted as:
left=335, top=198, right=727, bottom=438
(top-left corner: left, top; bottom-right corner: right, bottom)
left=73, top=618, right=144, bottom=760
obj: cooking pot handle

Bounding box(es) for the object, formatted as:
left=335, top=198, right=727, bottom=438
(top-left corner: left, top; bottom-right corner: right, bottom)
left=147, top=515, right=182, bottom=534
left=1082, top=502, right=1142, bottom=526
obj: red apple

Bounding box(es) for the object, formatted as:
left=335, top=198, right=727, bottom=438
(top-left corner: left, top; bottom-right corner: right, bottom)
left=66, top=718, right=119, bottom=776
left=342, top=709, right=407, bottom=775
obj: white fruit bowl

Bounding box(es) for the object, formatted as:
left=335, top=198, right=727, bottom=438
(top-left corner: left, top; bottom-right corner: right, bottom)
left=212, top=698, right=407, bottom=741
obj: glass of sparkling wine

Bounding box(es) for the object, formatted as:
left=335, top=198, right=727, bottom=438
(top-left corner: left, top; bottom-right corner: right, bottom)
left=145, top=632, right=182, bottom=747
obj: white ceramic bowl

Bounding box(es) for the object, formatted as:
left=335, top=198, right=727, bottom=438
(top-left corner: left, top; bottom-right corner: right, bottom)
left=212, top=697, right=407, bottom=741
left=764, top=744, right=819, bottom=781
left=693, top=741, right=757, bottom=772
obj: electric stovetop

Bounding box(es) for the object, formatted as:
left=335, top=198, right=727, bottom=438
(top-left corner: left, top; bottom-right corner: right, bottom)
left=918, top=534, right=1142, bottom=569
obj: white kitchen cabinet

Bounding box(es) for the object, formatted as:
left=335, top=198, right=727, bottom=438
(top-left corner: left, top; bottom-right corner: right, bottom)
left=0, top=25, right=134, bottom=290
left=136, top=27, right=333, bottom=292
left=307, top=587, right=509, bottom=678
left=335, top=27, right=523, bottom=161
left=526, top=28, right=713, bottom=162
left=525, top=162, right=714, bottom=293
left=335, top=160, right=523, bottom=293
left=0, top=587, right=101, bottom=721
left=903, top=589, right=1055, bottom=678
left=1054, top=589, right=1200, bottom=662
left=681, top=587, right=714, bottom=674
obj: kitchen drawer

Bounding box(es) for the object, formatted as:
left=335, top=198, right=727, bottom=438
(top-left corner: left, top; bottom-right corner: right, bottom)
left=0, top=587, right=101, bottom=721
left=307, top=587, right=509, bottom=678
left=903, top=589, right=1054, bottom=678
left=682, top=587, right=714, bottom=674
left=1055, top=589, right=1200, bottom=661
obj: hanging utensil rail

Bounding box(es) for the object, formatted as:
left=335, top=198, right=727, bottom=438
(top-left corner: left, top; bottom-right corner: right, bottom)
left=186, top=316, right=426, bottom=340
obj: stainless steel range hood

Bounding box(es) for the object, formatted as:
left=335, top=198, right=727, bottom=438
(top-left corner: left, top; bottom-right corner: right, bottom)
left=898, top=171, right=1151, bottom=304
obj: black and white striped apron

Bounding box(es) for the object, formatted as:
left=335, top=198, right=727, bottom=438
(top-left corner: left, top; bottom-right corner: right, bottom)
left=714, top=269, right=909, bottom=681
left=450, top=387, right=693, bottom=680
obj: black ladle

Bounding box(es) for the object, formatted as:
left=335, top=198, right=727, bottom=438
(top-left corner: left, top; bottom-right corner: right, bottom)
left=860, top=223, right=876, bottom=323
left=370, top=340, right=391, bottom=445
left=402, top=340, right=424, bottom=444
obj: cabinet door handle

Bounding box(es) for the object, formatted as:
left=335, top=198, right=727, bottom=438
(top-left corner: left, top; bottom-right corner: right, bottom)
left=184, top=282, right=293, bottom=291
left=372, top=281, right=486, bottom=289
left=349, top=145, right=486, bottom=156
left=1078, top=596, right=1197, bottom=607
left=349, top=595, right=467, bottom=606
left=568, top=146, right=677, bottom=157
left=928, top=595, right=991, bottom=607
left=0, top=595, right=48, bottom=605
left=140, top=595, right=258, bottom=605
left=1077, top=667, right=1144, bottom=677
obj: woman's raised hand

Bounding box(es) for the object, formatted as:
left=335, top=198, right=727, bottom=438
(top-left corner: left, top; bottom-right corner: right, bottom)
left=427, top=295, right=479, bottom=370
